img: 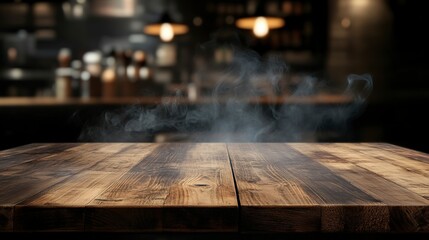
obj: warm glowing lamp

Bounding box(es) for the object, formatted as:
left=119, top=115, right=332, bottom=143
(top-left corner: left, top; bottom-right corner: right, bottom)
left=235, top=2, right=284, bottom=38
left=144, top=12, right=188, bottom=42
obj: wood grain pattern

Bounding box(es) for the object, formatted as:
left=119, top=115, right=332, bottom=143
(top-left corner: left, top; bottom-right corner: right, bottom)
left=290, top=144, right=429, bottom=205
left=228, top=143, right=385, bottom=232
left=1, top=143, right=131, bottom=231
left=312, top=143, right=429, bottom=199
left=0, top=143, right=428, bottom=233
left=86, top=143, right=238, bottom=232
left=298, top=143, right=429, bottom=233
left=0, top=143, right=237, bottom=232
left=228, top=143, right=429, bottom=233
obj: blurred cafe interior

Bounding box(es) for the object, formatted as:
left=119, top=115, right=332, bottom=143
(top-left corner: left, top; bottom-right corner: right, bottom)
left=1, top=0, right=429, bottom=153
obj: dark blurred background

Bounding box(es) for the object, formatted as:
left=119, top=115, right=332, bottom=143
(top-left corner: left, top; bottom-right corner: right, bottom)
left=1, top=0, right=429, bottom=153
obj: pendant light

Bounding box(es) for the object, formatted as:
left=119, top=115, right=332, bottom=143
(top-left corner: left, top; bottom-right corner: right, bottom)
left=144, top=11, right=188, bottom=42
left=235, top=1, right=284, bottom=38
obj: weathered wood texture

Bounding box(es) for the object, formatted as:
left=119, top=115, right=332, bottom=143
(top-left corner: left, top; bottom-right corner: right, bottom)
left=1, top=143, right=428, bottom=233
left=228, top=143, right=429, bottom=233
left=0, top=143, right=238, bottom=232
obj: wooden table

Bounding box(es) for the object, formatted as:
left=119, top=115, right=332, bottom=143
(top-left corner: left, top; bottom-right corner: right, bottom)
left=0, top=143, right=428, bottom=237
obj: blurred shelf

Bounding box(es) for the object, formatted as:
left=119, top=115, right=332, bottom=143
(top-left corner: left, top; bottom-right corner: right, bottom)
left=0, top=94, right=353, bottom=108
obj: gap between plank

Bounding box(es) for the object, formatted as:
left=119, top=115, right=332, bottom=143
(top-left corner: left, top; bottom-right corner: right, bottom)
left=225, top=143, right=242, bottom=233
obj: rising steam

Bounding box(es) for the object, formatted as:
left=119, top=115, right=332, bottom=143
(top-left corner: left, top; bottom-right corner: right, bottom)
left=78, top=42, right=373, bottom=143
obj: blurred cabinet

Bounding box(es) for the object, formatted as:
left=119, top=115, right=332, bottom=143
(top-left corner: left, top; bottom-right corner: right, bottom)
left=0, top=2, right=59, bottom=43
left=0, top=1, right=62, bottom=70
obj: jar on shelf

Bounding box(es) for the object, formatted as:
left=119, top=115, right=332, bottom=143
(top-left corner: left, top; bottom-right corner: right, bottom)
left=55, top=67, right=73, bottom=99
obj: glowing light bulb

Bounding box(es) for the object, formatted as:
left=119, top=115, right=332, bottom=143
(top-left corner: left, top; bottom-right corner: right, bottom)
left=160, top=23, right=174, bottom=42
left=351, top=0, right=369, bottom=8
left=253, top=17, right=269, bottom=38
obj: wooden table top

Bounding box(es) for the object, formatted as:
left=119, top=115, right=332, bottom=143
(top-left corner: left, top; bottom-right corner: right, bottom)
left=0, top=143, right=428, bottom=233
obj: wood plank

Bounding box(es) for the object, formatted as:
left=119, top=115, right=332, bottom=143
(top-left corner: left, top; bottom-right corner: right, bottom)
left=317, top=143, right=429, bottom=199
left=86, top=143, right=238, bottom=232
left=87, top=144, right=157, bottom=172
left=1, top=151, right=109, bottom=177
left=22, top=171, right=124, bottom=206
left=0, top=143, right=76, bottom=156
left=227, top=144, right=318, bottom=206
left=0, top=143, right=111, bottom=171
left=0, top=143, right=89, bottom=171
left=290, top=143, right=429, bottom=205
left=362, top=143, right=429, bottom=164
left=227, top=143, right=386, bottom=233
left=0, top=143, right=85, bottom=155
left=0, top=156, right=78, bottom=231
left=290, top=143, right=429, bottom=232
left=0, top=153, right=50, bottom=171
left=18, top=144, right=156, bottom=206
left=0, top=143, right=145, bottom=232
left=341, top=143, right=429, bottom=177
left=0, top=173, right=70, bottom=232
left=11, top=143, right=150, bottom=232
left=12, top=171, right=122, bottom=232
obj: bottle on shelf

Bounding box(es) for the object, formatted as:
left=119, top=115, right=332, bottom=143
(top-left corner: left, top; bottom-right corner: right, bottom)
left=114, top=49, right=127, bottom=97
left=120, top=49, right=134, bottom=97
left=71, top=60, right=82, bottom=97
left=55, top=48, right=72, bottom=99
left=55, top=68, right=73, bottom=99
left=133, top=50, right=153, bottom=96
left=57, top=48, right=71, bottom=68
left=81, top=51, right=102, bottom=98
left=101, top=55, right=117, bottom=99
left=124, top=50, right=137, bottom=97
left=125, top=50, right=149, bottom=97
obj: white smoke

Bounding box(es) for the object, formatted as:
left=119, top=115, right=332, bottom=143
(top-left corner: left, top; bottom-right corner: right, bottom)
left=78, top=39, right=373, bottom=143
